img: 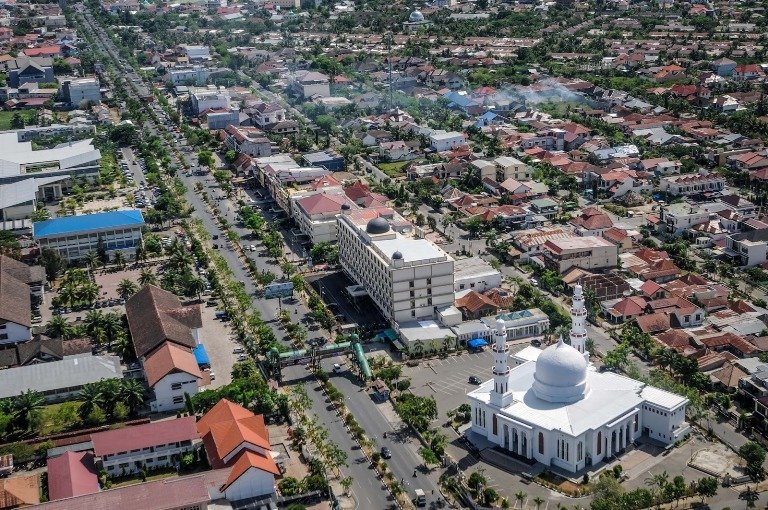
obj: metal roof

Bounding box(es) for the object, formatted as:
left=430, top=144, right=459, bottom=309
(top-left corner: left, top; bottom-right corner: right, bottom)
left=33, top=209, right=144, bottom=238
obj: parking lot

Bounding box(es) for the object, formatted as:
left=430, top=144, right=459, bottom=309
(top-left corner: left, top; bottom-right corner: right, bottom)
left=404, top=349, right=496, bottom=421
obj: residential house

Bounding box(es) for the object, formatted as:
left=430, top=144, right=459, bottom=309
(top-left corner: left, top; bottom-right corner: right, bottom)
left=570, top=207, right=613, bottom=236
left=7, top=57, right=54, bottom=87
left=726, top=228, right=768, bottom=266
left=291, top=71, right=330, bottom=98
left=0, top=475, right=39, bottom=508
left=221, top=125, right=272, bottom=158
left=659, top=173, right=725, bottom=196
left=542, top=236, right=618, bottom=273
left=510, top=227, right=575, bottom=261
left=710, top=57, right=737, bottom=77
left=603, top=296, right=646, bottom=324
left=429, top=131, right=466, bottom=152
left=455, top=291, right=499, bottom=320
left=379, top=141, right=418, bottom=161
left=646, top=296, right=705, bottom=328
left=659, top=202, right=709, bottom=235
left=90, top=417, right=200, bottom=475
left=734, top=64, right=763, bottom=81
left=494, top=156, right=530, bottom=181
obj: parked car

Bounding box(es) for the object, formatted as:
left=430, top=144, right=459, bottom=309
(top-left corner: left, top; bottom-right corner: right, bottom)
left=233, top=347, right=244, bottom=354
left=468, top=376, right=482, bottom=385
left=380, top=447, right=392, bottom=459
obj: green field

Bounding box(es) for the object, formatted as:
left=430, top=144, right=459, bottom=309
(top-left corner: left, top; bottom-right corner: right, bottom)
left=378, top=161, right=409, bottom=178
left=0, top=110, right=38, bottom=130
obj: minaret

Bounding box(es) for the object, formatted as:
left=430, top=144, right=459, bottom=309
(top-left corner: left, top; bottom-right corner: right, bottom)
left=490, top=318, right=513, bottom=407
left=570, top=283, right=589, bottom=360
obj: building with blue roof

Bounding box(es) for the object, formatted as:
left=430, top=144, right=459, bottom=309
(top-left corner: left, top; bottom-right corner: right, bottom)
left=33, top=209, right=145, bottom=262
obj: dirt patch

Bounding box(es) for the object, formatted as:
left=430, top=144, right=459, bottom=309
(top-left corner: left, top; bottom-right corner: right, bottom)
left=689, top=442, right=743, bottom=478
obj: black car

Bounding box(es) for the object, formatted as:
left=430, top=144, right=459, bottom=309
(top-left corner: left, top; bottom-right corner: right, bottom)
left=468, top=376, right=482, bottom=385
left=380, top=447, right=392, bottom=459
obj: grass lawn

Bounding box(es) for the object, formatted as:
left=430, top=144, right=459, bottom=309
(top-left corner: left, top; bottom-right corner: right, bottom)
left=110, top=468, right=178, bottom=489
left=0, top=110, right=38, bottom=130
left=39, top=401, right=83, bottom=436
left=378, top=161, right=409, bottom=178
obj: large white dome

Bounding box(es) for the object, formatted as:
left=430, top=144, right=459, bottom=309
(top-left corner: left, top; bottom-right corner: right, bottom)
left=532, top=338, right=588, bottom=403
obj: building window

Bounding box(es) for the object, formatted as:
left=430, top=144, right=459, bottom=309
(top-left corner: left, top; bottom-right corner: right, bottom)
left=492, top=414, right=497, bottom=435
left=538, top=432, right=544, bottom=454
left=577, top=442, right=583, bottom=462
left=172, top=395, right=184, bottom=404
left=171, top=383, right=182, bottom=390
left=597, top=431, right=602, bottom=455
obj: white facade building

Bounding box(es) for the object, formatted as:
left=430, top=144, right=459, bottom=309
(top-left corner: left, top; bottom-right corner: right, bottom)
left=59, top=77, right=101, bottom=108
left=429, top=131, right=466, bottom=152
left=190, top=86, right=230, bottom=115
left=468, top=285, right=689, bottom=473
left=660, top=173, right=726, bottom=196
left=337, top=211, right=454, bottom=324
left=168, top=66, right=210, bottom=86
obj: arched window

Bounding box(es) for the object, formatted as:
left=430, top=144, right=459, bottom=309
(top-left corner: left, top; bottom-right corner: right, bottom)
left=577, top=441, right=583, bottom=462
left=538, top=432, right=544, bottom=454
left=492, top=414, right=498, bottom=436
left=634, top=414, right=639, bottom=432
left=597, top=431, right=602, bottom=455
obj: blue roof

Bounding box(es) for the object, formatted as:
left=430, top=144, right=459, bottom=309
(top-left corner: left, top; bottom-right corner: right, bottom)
left=193, top=343, right=210, bottom=366
left=468, top=338, right=488, bottom=349
left=33, top=210, right=145, bottom=238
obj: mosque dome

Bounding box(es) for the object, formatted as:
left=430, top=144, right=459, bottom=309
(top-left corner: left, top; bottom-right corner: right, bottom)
left=532, top=338, right=588, bottom=403
left=409, top=10, right=425, bottom=22
left=366, top=217, right=390, bottom=235
left=392, top=251, right=403, bottom=260
left=341, top=203, right=351, bottom=211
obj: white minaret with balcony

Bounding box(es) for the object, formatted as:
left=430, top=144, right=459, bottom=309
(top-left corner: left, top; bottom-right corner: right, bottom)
left=490, top=318, right=514, bottom=407
left=570, top=283, right=589, bottom=360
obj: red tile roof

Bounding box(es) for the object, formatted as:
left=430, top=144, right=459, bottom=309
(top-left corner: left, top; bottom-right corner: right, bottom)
left=46, top=452, right=99, bottom=501
left=455, top=291, right=498, bottom=314
left=222, top=450, right=279, bottom=491
left=142, top=342, right=201, bottom=387
left=0, top=474, right=39, bottom=508
left=91, top=416, right=199, bottom=457
left=197, top=399, right=271, bottom=468
left=636, top=312, right=671, bottom=334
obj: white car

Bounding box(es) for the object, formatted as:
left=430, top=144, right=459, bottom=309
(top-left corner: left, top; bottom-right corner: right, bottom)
left=233, top=347, right=244, bottom=354
left=333, top=363, right=342, bottom=372
left=249, top=245, right=256, bottom=252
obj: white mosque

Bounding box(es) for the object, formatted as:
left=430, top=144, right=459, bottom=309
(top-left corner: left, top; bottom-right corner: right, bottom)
left=467, top=284, right=690, bottom=473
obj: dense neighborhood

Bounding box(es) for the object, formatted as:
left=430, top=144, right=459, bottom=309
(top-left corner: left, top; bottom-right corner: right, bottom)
left=1, top=0, right=768, bottom=509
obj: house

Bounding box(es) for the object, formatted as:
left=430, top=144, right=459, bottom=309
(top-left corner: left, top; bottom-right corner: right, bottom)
left=647, top=296, right=705, bottom=328
left=221, top=125, right=271, bottom=158
left=494, top=156, right=530, bottom=181
left=429, top=131, right=466, bottom=152
left=379, top=141, right=418, bottom=161
left=455, top=291, right=500, bottom=320
left=291, top=71, right=330, bottom=99
left=178, top=45, right=211, bottom=61
left=125, top=285, right=203, bottom=412
left=7, top=57, right=54, bottom=88
left=302, top=150, right=345, bottom=172
left=510, top=227, right=575, bottom=261
left=734, top=64, right=763, bottom=81
left=726, top=229, right=768, bottom=266
left=659, top=202, right=709, bottom=235
left=250, top=102, right=286, bottom=130
left=59, top=78, right=100, bottom=108
left=361, top=130, right=394, bottom=147
left=542, top=236, right=618, bottom=273
left=46, top=452, right=99, bottom=501
left=196, top=399, right=279, bottom=501
left=710, top=58, right=737, bottom=77
left=292, top=191, right=355, bottom=244
left=570, top=207, right=613, bottom=236
left=0, top=336, right=92, bottom=368
left=90, top=417, right=200, bottom=475
left=603, top=296, right=646, bottom=324
left=659, top=173, right=725, bottom=196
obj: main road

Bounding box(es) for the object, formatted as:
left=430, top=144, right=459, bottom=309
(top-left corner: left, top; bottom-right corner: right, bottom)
left=80, top=12, right=394, bottom=509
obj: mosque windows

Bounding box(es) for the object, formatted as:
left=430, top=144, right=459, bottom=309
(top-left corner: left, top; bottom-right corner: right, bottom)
left=538, top=433, right=544, bottom=454
left=577, top=442, right=583, bottom=462
left=597, top=431, right=602, bottom=455
left=492, top=414, right=498, bottom=436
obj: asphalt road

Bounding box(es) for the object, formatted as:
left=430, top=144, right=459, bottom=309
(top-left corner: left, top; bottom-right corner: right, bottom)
left=319, top=357, right=444, bottom=507
left=283, top=365, right=395, bottom=510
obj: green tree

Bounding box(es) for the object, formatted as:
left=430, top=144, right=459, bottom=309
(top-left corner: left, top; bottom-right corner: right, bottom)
left=0, top=231, right=21, bottom=259
left=119, top=379, right=146, bottom=416
left=138, top=268, right=157, bottom=286
left=739, top=441, right=766, bottom=483
left=10, top=390, right=45, bottom=433
left=419, top=447, right=439, bottom=466
left=117, top=279, right=138, bottom=300
left=467, top=471, right=486, bottom=495
left=45, top=315, right=73, bottom=339
left=696, top=476, right=718, bottom=503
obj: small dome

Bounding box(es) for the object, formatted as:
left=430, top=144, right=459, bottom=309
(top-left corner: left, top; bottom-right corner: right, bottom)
left=532, top=338, right=588, bottom=403
left=409, top=10, right=425, bottom=22
left=341, top=203, right=351, bottom=210
left=366, top=216, right=390, bottom=235
left=392, top=251, right=403, bottom=260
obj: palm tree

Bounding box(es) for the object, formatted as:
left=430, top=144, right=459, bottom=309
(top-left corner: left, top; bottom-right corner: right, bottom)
left=113, top=251, right=126, bottom=270
left=102, top=312, right=123, bottom=342
left=83, top=310, right=105, bottom=338
left=78, top=280, right=100, bottom=306
left=77, top=382, right=104, bottom=421
left=169, top=249, right=193, bottom=270
left=138, top=268, right=157, bottom=286
left=120, top=379, right=146, bottom=416
left=514, top=491, right=526, bottom=508
left=412, top=339, right=425, bottom=358
left=645, top=471, right=670, bottom=509
left=117, top=278, right=138, bottom=301
left=84, top=251, right=99, bottom=271
left=58, top=284, right=77, bottom=309
left=46, top=315, right=72, bottom=339
left=11, top=390, right=45, bottom=433
left=532, top=496, right=545, bottom=510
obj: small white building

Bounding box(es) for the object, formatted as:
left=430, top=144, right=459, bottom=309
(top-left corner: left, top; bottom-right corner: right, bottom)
left=429, top=131, right=466, bottom=152
left=468, top=285, right=689, bottom=473
left=660, top=172, right=726, bottom=196
left=292, top=191, right=355, bottom=244
left=494, top=156, right=530, bottom=181
left=190, top=85, right=230, bottom=115
left=59, top=77, right=101, bottom=108
left=178, top=45, right=211, bottom=61
left=453, top=256, right=502, bottom=293
left=168, top=66, right=210, bottom=86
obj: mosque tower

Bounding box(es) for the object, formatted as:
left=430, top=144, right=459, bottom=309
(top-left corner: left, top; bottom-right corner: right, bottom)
left=570, top=283, right=589, bottom=360
left=490, top=319, right=514, bottom=407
